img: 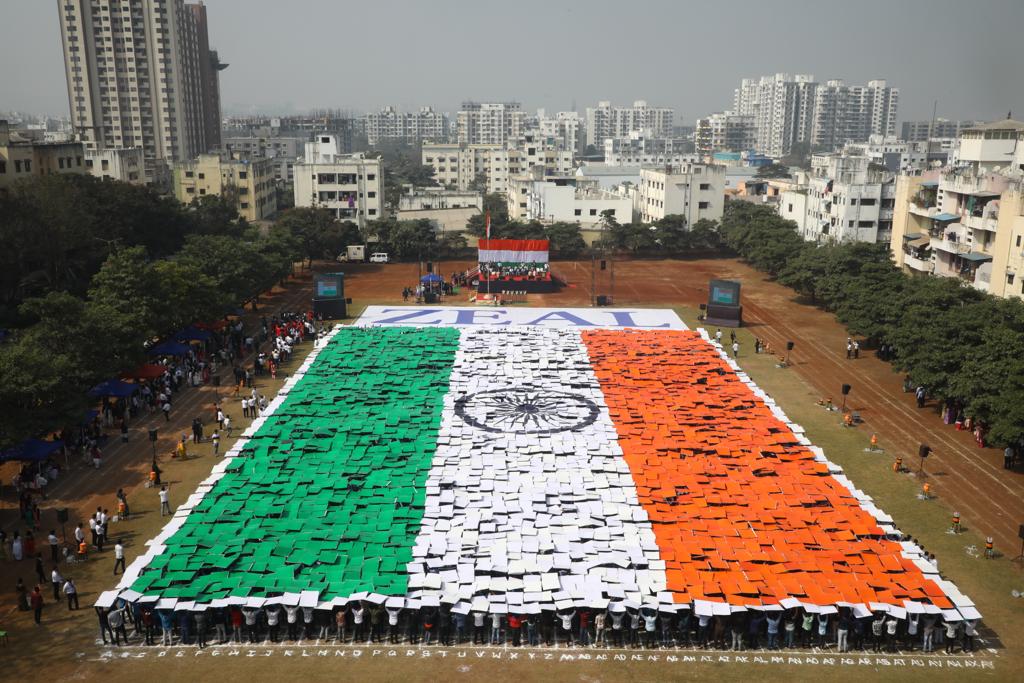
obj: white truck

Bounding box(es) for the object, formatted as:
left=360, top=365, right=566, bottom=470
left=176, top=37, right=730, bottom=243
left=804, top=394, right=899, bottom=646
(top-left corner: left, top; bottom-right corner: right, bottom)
left=337, top=245, right=366, bottom=262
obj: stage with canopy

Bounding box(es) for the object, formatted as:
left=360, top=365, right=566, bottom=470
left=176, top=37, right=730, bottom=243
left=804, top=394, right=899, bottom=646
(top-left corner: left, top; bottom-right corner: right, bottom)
left=477, top=239, right=558, bottom=294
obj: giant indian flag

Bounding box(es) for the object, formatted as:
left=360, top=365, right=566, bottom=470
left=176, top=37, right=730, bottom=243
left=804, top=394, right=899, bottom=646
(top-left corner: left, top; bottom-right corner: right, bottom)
left=112, top=308, right=976, bottom=619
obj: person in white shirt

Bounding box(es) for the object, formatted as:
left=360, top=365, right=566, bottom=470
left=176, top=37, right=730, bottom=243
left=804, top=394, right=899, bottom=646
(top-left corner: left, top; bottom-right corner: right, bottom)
left=490, top=611, right=504, bottom=645
left=594, top=610, right=606, bottom=646
left=386, top=606, right=402, bottom=644
left=50, top=567, right=64, bottom=600
left=158, top=485, right=171, bottom=516
left=284, top=604, right=301, bottom=641
left=558, top=609, right=576, bottom=646
left=472, top=611, right=486, bottom=644
left=47, top=531, right=60, bottom=564
left=265, top=604, right=281, bottom=642
left=113, top=540, right=126, bottom=575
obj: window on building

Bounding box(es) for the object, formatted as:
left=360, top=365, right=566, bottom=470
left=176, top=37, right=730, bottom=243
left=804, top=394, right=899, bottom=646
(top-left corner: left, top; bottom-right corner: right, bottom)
left=102, top=160, right=110, bottom=170
left=59, top=158, right=65, bottom=169
left=699, top=201, right=710, bottom=209
left=574, top=209, right=582, bottom=216
left=860, top=198, right=877, bottom=206
left=185, top=187, right=194, bottom=194
left=848, top=220, right=855, bottom=227
left=589, top=209, right=597, bottom=216
left=76, top=156, right=82, bottom=167
left=787, top=203, right=793, bottom=212
left=849, top=198, right=858, bottom=205
left=858, top=221, right=873, bottom=228
left=198, top=173, right=204, bottom=179
left=367, top=191, right=376, bottom=198
left=1008, top=273, right=1015, bottom=285
left=699, top=183, right=710, bottom=190
left=185, top=170, right=193, bottom=178
left=368, top=209, right=377, bottom=216
left=240, top=203, right=249, bottom=209
left=199, top=188, right=206, bottom=195
left=1017, top=235, right=1022, bottom=247
left=0, top=160, right=6, bottom=173
left=238, top=171, right=247, bottom=179
left=367, top=174, right=376, bottom=180
left=24, top=160, right=31, bottom=172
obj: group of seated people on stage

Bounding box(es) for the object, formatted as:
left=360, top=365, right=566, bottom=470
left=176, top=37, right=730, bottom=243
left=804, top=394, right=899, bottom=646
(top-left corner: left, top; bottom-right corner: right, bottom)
left=479, top=262, right=550, bottom=281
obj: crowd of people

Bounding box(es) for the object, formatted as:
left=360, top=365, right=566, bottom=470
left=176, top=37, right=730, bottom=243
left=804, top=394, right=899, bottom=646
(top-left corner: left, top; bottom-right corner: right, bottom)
left=479, top=262, right=550, bottom=280
left=85, top=600, right=980, bottom=654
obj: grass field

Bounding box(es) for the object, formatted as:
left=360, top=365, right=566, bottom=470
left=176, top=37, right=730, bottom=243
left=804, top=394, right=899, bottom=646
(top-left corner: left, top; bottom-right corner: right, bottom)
left=1, top=281, right=1018, bottom=683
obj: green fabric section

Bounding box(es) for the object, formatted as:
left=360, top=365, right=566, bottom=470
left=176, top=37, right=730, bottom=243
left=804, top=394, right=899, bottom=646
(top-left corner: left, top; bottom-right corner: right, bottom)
left=129, top=326, right=460, bottom=600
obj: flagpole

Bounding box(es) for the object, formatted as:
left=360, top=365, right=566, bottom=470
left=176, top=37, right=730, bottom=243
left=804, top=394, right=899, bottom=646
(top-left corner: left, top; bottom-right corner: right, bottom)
left=485, top=211, right=491, bottom=299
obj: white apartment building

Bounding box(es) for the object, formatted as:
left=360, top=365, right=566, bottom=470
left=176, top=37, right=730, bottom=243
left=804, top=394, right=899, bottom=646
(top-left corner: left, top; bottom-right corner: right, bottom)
left=901, top=119, right=980, bottom=142
left=0, top=121, right=88, bottom=189
left=222, top=134, right=306, bottom=184
left=457, top=102, right=524, bottom=145
left=891, top=119, right=1024, bottom=299
left=811, top=80, right=899, bottom=150
left=85, top=146, right=145, bottom=184
left=733, top=74, right=899, bottom=156
left=293, top=135, right=382, bottom=228
left=695, top=111, right=757, bottom=155
left=636, top=164, right=726, bottom=225
left=604, top=130, right=696, bottom=166
left=842, top=135, right=951, bottom=176
left=781, top=154, right=895, bottom=244
left=575, top=163, right=642, bottom=191
left=537, top=110, right=582, bottom=153
left=507, top=169, right=632, bottom=227
left=364, top=106, right=448, bottom=146
left=58, top=0, right=224, bottom=171
left=422, top=133, right=573, bottom=195
left=585, top=100, right=674, bottom=148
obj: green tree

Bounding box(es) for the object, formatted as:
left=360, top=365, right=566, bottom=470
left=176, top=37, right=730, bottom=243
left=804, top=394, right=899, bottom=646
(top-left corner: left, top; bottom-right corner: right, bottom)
left=544, top=222, right=586, bottom=258
left=274, top=207, right=361, bottom=267
left=756, top=163, right=792, bottom=179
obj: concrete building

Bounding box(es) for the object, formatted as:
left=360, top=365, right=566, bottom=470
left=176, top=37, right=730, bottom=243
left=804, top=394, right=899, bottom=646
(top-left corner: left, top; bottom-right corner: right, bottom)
left=810, top=80, right=899, bottom=151
left=636, top=163, right=726, bottom=225
left=585, top=100, right=674, bottom=148
left=537, top=110, right=583, bottom=154
left=890, top=119, right=1024, bottom=299
left=396, top=187, right=482, bottom=233
left=575, top=163, right=642, bottom=191
left=222, top=134, right=306, bottom=183
left=695, top=111, right=757, bottom=155
left=901, top=119, right=980, bottom=142
left=841, top=135, right=951, bottom=176
left=422, top=133, right=573, bottom=195
left=733, top=73, right=898, bottom=156
left=0, top=120, right=88, bottom=189
left=174, top=153, right=277, bottom=221
left=364, top=106, right=448, bottom=147
left=57, top=0, right=225, bottom=175
left=604, top=130, right=696, bottom=166
left=293, top=135, right=382, bottom=228
left=507, top=168, right=632, bottom=227
left=85, top=146, right=145, bottom=184
left=457, top=102, right=524, bottom=145
left=782, top=153, right=895, bottom=245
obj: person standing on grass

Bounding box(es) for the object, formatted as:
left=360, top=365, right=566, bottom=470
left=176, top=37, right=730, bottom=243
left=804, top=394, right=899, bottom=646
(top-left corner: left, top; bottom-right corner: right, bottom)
left=211, top=430, right=220, bottom=456
left=113, top=539, right=126, bottom=575
left=50, top=566, right=64, bottom=601
left=159, top=485, right=171, bottom=516
left=224, top=414, right=232, bottom=437
left=731, top=341, right=739, bottom=357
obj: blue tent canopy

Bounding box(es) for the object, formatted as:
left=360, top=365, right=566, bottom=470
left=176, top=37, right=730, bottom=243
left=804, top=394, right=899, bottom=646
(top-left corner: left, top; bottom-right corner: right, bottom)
left=88, top=379, right=138, bottom=398
left=0, top=439, right=64, bottom=463
left=174, top=326, right=213, bottom=342
left=421, top=273, right=443, bottom=284
left=148, top=340, right=191, bottom=357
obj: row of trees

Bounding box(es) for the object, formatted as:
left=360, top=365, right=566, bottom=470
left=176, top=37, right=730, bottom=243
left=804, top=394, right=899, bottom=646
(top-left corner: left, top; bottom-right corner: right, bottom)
left=719, top=202, right=1024, bottom=446
left=0, top=177, right=361, bottom=449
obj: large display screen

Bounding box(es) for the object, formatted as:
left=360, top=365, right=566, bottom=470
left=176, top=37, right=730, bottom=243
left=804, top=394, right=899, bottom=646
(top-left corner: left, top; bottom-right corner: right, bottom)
left=709, top=279, right=741, bottom=306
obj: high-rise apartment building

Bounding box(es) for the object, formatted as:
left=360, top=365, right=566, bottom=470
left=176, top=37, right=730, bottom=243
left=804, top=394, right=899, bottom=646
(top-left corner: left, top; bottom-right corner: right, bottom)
left=457, top=102, right=524, bottom=145
left=57, top=0, right=225, bottom=170
left=695, top=111, right=757, bottom=155
left=585, top=101, right=674, bottom=148
left=733, top=74, right=898, bottom=156
left=900, top=119, right=980, bottom=142
left=810, top=80, right=899, bottom=151
left=364, top=106, right=448, bottom=147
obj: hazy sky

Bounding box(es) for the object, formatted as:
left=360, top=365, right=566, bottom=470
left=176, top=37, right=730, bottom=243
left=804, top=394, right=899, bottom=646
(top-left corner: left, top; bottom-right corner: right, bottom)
left=3, top=0, right=1023, bottom=124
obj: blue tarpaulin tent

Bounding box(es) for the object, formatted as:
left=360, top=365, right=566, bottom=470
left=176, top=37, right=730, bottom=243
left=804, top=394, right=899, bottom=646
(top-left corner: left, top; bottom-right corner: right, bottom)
left=148, top=340, right=191, bottom=357
left=420, top=273, right=443, bottom=284
left=0, top=439, right=64, bottom=463
left=174, top=326, right=213, bottom=342
left=88, top=379, right=138, bottom=398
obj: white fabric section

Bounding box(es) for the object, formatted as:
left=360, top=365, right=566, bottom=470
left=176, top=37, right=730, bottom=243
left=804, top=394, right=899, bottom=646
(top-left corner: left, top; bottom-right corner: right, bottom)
left=477, top=249, right=550, bottom=263
left=407, top=327, right=666, bottom=611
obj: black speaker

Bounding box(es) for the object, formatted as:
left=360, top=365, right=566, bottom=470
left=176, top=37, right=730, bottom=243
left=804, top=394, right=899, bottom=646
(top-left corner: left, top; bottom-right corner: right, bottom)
left=919, top=444, right=931, bottom=459
left=786, top=341, right=795, bottom=351
left=600, top=260, right=607, bottom=271
left=427, top=261, right=433, bottom=273
left=596, top=295, right=609, bottom=306
left=149, top=428, right=158, bottom=442
left=699, top=303, right=707, bottom=311
left=1018, top=524, right=1024, bottom=541
left=841, top=384, right=852, bottom=395
left=56, top=508, right=69, bottom=523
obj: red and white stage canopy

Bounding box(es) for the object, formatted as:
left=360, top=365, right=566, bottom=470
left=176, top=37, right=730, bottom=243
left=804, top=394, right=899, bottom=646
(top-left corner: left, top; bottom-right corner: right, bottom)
left=478, top=239, right=549, bottom=263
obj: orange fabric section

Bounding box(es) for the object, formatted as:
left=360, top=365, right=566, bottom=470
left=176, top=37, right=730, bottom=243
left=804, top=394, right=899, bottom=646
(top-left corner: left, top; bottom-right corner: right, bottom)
left=581, top=329, right=950, bottom=609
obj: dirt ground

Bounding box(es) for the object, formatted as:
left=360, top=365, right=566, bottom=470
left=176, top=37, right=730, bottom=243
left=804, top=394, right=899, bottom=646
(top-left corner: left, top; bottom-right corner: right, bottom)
left=1, top=257, right=1020, bottom=682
